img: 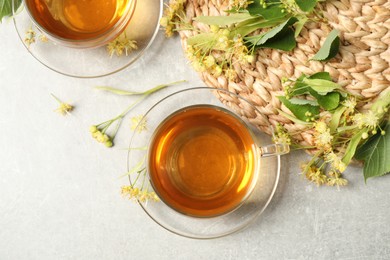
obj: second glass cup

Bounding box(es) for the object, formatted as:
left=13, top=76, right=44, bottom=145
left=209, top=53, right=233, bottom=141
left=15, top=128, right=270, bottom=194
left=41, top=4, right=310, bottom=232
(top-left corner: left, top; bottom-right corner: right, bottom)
left=24, top=0, right=137, bottom=48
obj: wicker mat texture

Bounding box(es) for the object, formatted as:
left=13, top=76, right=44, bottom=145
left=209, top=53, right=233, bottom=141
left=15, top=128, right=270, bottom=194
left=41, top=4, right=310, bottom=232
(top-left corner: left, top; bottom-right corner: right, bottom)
left=178, top=0, right=390, bottom=147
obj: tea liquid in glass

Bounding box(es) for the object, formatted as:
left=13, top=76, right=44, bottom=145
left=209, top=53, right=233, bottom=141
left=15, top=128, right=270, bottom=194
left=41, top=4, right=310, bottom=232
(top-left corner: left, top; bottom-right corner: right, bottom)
left=25, top=0, right=132, bottom=40
left=149, top=105, right=258, bottom=217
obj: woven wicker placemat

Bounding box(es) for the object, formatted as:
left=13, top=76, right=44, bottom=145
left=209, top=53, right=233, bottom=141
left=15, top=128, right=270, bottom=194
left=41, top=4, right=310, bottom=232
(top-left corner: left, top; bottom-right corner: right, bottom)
left=178, top=0, right=390, bottom=147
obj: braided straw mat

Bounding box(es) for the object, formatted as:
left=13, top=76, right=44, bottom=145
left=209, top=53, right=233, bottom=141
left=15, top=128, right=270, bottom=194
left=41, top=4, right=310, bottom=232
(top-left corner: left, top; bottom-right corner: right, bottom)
left=178, top=0, right=390, bottom=148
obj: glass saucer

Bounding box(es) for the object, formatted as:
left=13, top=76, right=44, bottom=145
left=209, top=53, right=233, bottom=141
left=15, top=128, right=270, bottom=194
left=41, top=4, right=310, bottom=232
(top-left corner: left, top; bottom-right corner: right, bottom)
left=12, top=0, right=162, bottom=78
left=127, top=87, right=281, bottom=239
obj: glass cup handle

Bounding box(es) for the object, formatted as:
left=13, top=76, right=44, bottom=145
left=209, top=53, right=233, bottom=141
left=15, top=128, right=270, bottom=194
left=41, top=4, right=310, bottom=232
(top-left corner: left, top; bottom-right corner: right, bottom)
left=259, top=143, right=290, bottom=157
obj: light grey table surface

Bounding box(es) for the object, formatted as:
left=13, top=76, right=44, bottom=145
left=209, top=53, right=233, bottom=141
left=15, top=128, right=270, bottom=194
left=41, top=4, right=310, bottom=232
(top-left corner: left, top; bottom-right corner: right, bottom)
left=1, top=16, right=390, bottom=260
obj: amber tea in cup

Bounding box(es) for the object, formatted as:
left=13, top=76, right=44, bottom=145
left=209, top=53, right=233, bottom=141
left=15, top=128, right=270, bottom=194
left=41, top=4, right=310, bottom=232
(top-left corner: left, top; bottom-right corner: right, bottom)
left=24, top=0, right=137, bottom=47
left=148, top=105, right=260, bottom=217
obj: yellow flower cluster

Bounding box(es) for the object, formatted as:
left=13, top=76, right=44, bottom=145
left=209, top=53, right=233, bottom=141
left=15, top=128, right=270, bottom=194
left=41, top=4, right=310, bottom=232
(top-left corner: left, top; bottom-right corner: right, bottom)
left=186, top=45, right=224, bottom=77
left=121, top=186, right=160, bottom=202
left=160, top=0, right=187, bottom=37
left=51, top=94, right=74, bottom=116
left=259, top=0, right=268, bottom=9
left=353, top=110, right=379, bottom=130
left=326, top=176, right=348, bottom=187
left=39, top=34, right=49, bottom=43
left=24, top=29, right=36, bottom=47
left=294, top=113, right=352, bottom=185
left=230, top=0, right=252, bottom=9
left=131, top=115, right=148, bottom=133
left=186, top=32, right=254, bottom=81
left=280, top=0, right=302, bottom=15
left=303, top=164, right=327, bottom=186
left=325, top=152, right=347, bottom=173
left=352, top=99, right=388, bottom=139
left=24, top=28, right=50, bottom=47
left=272, top=123, right=292, bottom=145
left=272, top=116, right=349, bottom=187
left=301, top=118, right=346, bottom=184
left=341, top=97, right=357, bottom=116
left=313, top=120, right=333, bottom=151
left=302, top=164, right=348, bottom=187
left=160, top=0, right=257, bottom=81
left=55, top=103, right=74, bottom=116
left=89, top=126, right=113, bottom=147
left=107, top=34, right=138, bottom=57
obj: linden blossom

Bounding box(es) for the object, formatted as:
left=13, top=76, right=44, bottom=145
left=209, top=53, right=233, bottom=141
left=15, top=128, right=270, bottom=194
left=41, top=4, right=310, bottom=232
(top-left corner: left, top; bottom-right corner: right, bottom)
left=130, top=115, right=147, bottom=133
left=121, top=185, right=160, bottom=202
left=106, top=33, right=138, bottom=57
left=161, top=0, right=329, bottom=83
left=277, top=74, right=390, bottom=184
left=51, top=93, right=74, bottom=116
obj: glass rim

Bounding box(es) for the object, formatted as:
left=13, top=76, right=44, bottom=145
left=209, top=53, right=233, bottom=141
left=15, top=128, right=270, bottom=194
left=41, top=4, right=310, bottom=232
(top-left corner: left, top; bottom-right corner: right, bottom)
left=12, top=0, right=163, bottom=78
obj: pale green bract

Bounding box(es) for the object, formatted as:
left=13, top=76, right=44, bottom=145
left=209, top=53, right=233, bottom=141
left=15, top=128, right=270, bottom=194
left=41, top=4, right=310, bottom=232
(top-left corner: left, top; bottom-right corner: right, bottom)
left=194, top=13, right=253, bottom=26
left=95, top=80, right=187, bottom=96
left=288, top=98, right=318, bottom=106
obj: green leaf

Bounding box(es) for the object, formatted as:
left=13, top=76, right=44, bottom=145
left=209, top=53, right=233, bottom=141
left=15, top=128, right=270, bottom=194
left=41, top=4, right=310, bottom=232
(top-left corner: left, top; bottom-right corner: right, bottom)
left=245, top=17, right=298, bottom=51
left=289, top=72, right=340, bottom=110
left=246, top=17, right=297, bottom=45
left=258, top=28, right=297, bottom=51
left=289, top=73, right=341, bottom=110
left=308, top=72, right=332, bottom=81
left=312, top=29, right=340, bottom=61
left=290, top=75, right=310, bottom=96
left=194, top=13, right=253, bottom=26
left=355, top=123, right=390, bottom=181
left=295, top=0, right=318, bottom=12
left=0, top=0, right=21, bottom=22
left=278, top=96, right=320, bottom=121
left=247, top=0, right=287, bottom=20
left=277, top=109, right=312, bottom=125
left=310, top=90, right=340, bottom=111
left=302, top=77, right=341, bottom=95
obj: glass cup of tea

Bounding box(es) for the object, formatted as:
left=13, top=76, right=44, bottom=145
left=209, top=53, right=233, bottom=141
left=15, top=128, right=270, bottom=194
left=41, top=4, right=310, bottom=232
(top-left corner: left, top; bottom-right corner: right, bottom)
left=127, top=87, right=289, bottom=238
left=24, top=0, right=137, bottom=48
